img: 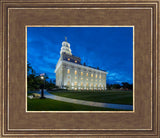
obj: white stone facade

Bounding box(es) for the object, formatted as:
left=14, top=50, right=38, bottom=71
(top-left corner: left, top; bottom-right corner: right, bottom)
left=55, top=39, right=108, bottom=90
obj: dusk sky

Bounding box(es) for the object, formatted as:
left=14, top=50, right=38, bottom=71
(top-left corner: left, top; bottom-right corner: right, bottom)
left=27, top=27, right=133, bottom=84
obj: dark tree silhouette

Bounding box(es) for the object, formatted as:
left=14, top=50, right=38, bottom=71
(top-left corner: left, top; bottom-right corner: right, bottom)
left=27, top=62, right=58, bottom=91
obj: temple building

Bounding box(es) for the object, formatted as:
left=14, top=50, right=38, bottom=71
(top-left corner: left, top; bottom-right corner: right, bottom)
left=55, top=37, right=108, bottom=90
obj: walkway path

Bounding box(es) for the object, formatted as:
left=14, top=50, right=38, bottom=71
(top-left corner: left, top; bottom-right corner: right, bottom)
left=41, top=91, right=133, bottom=110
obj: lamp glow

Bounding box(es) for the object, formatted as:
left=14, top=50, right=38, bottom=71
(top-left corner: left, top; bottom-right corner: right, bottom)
left=40, top=76, right=44, bottom=80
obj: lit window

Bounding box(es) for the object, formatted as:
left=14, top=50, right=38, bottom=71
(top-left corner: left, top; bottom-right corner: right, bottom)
left=99, top=75, right=101, bottom=79
left=91, top=74, right=93, bottom=77
left=68, top=58, right=70, bottom=61
left=86, top=83, right=88, bottom=86
left=74, top=82, right=77, bottom=86
left=96, top=84, right=98, bottom=87
left=86, top=73, right=88, bottom=77
left=67, top=81, right=70, bottom=86
left=75, top=60, right=77, bottom=63
left=91, top=83, right=93, bottom=87
left=75, top=70, right=77, bottom=75
left=67, top=69, right=70, bottom=74
left=96, top=74, right=97, bottom=78
left=81, top=82, right=83, bottom=86
left=75, top=88, right=77, bottom=90
left=86, top=78, right=88, bottom=81
left=81, top=72, right=83, bottom=76
left=81, top=78, right=83, bottom=80
left=87, top=88, right=89, bottom=90
left=75, top=77, right=77, bottom=79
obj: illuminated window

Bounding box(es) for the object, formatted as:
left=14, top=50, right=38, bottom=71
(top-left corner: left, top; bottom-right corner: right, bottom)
left=99, top=84, right=101, bottom=87
left=74, top=82, right=77, bottom=86
left=99, top=75, right=101, bottom=79
left=87, top=88, right=89, bottom=90
left=75, top=70, right=77, bottom=75
left=96, top=84, right=98, bottom=87
left=81, top=72, right=83, bottom=76
left=81, top=82, right=83, bottom=86
left=81, top=78, right=83, bottom=80
left=91, top=74, right=93, bottom=77
left=67, top=81, right=70, bottom=86
left=75, top=60, right=77, bottom=63
left=86, top=78, right=88, bottom=81
left=91, top=83, right=93, bottom=87
left=68, top=58, right=70, bottom=61
left=86, top=73, right=88, bottom=77
left=96, top=74, right=97, bottom=78
left=86, top=83, right=88, bottom=86
left=75, top=77, right=77, bottom=79
left=75, top=88, right=77, bottom=90
left=67, top=69, right=70, bottom=74
left=68, top=76, right=70, bottom=79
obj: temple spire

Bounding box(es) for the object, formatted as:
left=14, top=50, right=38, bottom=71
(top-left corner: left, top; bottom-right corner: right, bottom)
left=60, top=37, right=72, bottom=55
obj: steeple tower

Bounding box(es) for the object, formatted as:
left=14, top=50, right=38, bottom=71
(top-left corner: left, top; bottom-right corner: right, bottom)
left=60, top=37, right=72, bottom=55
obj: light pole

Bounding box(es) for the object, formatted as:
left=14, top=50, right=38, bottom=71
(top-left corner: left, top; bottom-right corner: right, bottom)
left=40, top=74, right=46, bottom=99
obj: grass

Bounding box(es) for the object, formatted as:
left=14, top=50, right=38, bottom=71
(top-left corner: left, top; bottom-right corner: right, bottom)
left=48, top=90, right=133, bottom=105
left=27, top=98, right=127, bottom=111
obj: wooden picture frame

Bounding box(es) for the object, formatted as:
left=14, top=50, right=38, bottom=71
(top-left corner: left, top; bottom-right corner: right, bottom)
left=0, top=0, right=159, bottom=137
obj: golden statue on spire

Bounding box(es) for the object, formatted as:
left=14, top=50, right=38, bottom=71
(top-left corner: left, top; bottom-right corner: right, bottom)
left=65, top=37, right=67, bottom=41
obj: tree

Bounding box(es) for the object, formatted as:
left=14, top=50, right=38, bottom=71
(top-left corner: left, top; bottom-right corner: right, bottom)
left=121, top=82, right=133, bottom=90
left=27, top=62, right=43, bottom=91
left=112, top=84, right=121, bottom=89
left=27, top=63, right=59, bottom=91
left=107, top=84, right=112, bottom=90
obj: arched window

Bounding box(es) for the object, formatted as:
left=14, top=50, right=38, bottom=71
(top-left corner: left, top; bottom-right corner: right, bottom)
left=75, top=70, right=77, bottom=75
left=67, top=69, right=70, bottom=74
left=81, top=72, right=83, bottom=76
left=86, top=73, right=88, bottom=77
left=86, top=82, right=89, bottom=87
left=67, top=81, right=70, bottom=86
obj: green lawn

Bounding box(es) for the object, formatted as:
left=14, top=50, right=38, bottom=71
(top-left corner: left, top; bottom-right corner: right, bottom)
left=48, top=90, right=133, bottom=105
left=27, top=98, right=126, bottom=111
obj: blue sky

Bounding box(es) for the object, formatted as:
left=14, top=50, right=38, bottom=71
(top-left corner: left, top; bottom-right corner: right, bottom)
left=27, top=27, right=133, bottom=84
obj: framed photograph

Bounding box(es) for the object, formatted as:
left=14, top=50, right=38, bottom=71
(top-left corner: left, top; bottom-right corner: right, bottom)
left=26, top=26, right=133, bottom=112
left=1, top=0, right=159, bottom=137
